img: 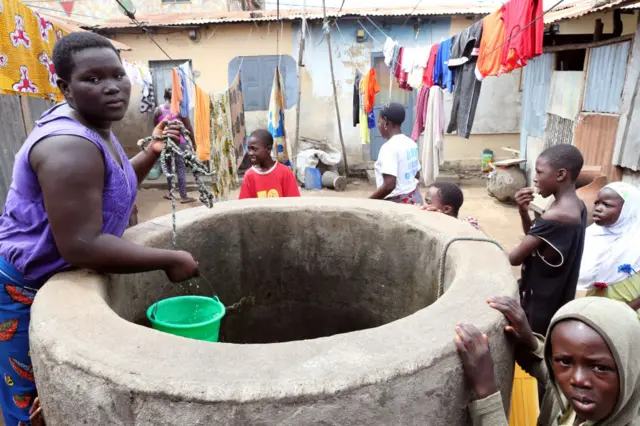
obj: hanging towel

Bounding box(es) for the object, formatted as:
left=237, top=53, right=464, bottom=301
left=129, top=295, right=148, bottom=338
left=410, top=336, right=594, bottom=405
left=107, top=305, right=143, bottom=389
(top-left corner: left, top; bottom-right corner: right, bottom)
left=211, top=90, right=239, bottom=200
left=170, top=68, right=182, bottom=116
left=383, top=37, right=398, bottom=67
left=411, top=85, right=430, bottom=142
left=0, top=6, right=67, bottom=101
left=423, top=86, right=445, bottom=186
left=194, top=86, right=211, bottom=162
left=268, top=67, right=292, bottom=168
left=228, top=72, right=247, bottom=166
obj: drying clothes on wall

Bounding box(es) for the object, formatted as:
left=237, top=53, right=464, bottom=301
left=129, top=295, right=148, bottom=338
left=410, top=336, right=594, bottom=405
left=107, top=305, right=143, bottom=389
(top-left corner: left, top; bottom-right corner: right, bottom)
left=194, top=86, right=211, bottom=162
left=447, top=20, right=483, bottom=139
left=177, top=68, right=190, bottom=118
left=423, top=43, right=439, bottom=88
left=170, top=68, right=182, bottom=116
left=210, top=91, right=239, bottom=200
left=476, top=7, right=507, bottom=80
left=228, top=72, right=246, bottom=166
left=501, top=0, right=544, bottom=73
left=384, top=37, right=398, bottom=67
left=411, top=85, right=430, bottom=142
left=362, top=68, right=380, bottom=115
left=394, top=47, right=412, bottom=91
left=179, top=62, right=195, bottom=111
left=353, top=69, right=362, bottom=127
left=358, top=77, right=370, bottom=144
left=422, top=86, right=445, bottom=186
left=432, top=38, right=455, bottom=93
left=403, top=46, right=430, bottom=89
left=268, top=67, right=292, bottom=168
left=0, top=5, right=66, bottom=100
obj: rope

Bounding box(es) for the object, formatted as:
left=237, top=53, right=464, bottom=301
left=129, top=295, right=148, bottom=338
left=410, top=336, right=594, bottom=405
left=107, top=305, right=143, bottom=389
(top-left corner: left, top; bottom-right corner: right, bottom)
left=437, top=237, right=504, bottom=299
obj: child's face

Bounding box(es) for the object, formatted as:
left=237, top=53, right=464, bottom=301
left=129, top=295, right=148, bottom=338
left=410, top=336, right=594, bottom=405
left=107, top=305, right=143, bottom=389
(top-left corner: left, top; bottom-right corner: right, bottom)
left=550, top=320, right=619, bottom=423
left=534, top=156, right=564, bottom=198
left=593, top=188, right=624, bottom=227
left=425, top=187, right=454, bottom=216
left=247, top=137, right=271, bottom=166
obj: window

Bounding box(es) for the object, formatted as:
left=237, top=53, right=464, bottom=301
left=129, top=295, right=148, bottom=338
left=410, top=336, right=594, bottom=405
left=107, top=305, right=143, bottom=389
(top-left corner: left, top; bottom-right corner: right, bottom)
left=228, top=55, right=298, bottom=112
left=149, top=59, right=192, bottom=105
left=555, top=49, right=586, bottom=71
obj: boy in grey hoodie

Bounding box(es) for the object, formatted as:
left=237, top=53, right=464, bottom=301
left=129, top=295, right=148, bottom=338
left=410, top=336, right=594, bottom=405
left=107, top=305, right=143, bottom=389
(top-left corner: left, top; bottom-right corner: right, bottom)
left=455, top=297, right=640, bottom=425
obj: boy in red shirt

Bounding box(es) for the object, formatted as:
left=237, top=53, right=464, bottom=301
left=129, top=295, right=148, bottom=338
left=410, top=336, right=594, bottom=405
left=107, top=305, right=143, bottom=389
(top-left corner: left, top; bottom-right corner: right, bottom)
left=239, top=129, right=300, bottom=199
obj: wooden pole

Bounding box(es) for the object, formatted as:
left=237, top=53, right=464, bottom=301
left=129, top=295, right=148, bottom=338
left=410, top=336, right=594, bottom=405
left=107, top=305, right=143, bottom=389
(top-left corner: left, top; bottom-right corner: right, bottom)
left=322, top=0, right=349, bottom=178
left=293, top=0, right=306, bottom=172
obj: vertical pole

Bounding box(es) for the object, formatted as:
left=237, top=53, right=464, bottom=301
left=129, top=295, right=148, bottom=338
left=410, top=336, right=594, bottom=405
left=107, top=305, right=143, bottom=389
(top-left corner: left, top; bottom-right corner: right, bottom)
left=322, top=0, right=349, bottom=178
left=293, top=0, right=307, bottom=172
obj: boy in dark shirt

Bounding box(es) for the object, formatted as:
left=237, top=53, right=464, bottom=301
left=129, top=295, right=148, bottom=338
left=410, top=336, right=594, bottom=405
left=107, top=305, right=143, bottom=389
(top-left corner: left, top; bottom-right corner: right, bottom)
left=510, top=144, right=586, bottom=336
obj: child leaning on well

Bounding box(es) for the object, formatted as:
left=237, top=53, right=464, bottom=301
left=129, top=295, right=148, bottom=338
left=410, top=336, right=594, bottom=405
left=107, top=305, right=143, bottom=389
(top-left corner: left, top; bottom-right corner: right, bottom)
left=510, top=144, right=587, bottom=336
left=420, top=182, right=480, bottom=230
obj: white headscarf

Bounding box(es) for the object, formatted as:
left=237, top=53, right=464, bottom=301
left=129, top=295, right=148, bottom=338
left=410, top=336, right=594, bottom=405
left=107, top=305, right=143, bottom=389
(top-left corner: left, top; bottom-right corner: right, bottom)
left=578, top=182, right=640, bottom=290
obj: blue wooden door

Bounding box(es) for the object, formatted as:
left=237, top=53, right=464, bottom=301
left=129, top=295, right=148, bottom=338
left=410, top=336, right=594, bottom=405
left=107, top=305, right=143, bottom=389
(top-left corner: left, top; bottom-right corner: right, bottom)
left=370, top=52, right=415, bottom=161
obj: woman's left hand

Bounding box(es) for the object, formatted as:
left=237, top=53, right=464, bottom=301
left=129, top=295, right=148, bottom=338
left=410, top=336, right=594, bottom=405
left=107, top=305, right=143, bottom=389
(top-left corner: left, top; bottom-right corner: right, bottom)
left=454, top=323, right=498, bottom=400
left=30, top=396, right=44, bottom=426
left=149, top=119, right=182, bottom=155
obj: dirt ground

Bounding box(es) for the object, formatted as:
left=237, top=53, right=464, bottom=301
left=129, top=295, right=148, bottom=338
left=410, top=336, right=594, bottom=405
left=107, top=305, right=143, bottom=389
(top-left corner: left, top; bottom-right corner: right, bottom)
left=136, top=181, right=524, bottom=276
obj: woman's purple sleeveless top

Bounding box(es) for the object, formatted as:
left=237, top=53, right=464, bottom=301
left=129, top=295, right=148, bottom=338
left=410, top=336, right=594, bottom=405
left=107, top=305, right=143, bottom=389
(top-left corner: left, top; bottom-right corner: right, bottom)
left=0, top=103, right=138, bottom=283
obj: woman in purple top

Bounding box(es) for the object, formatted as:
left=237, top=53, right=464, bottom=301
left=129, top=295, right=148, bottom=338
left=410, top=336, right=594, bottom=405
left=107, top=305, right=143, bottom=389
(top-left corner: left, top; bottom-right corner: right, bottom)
left=154, top=88, right=196, bottom=203
left=0, top=32, right=199, bottom=425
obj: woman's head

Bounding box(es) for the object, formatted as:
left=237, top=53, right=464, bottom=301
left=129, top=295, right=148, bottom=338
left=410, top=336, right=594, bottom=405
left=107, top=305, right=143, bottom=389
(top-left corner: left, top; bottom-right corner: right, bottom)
left=593, top=182, right=639, bottom=228
left=53, top=32, right=131, bottom=125
left=545, top=298, right=640, bottom=424
left=164, top=88, right=172, bottom=102
left=378, top=103, right=405, bottom=139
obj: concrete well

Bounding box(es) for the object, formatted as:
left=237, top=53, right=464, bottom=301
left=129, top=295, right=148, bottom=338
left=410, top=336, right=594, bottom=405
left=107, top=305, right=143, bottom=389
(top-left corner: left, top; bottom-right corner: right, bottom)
left=30, top=198, right=518, bottom=425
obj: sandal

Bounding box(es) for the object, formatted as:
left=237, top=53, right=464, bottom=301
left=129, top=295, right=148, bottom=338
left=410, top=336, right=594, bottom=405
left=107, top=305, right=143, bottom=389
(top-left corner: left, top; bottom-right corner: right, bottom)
left=180, top=197, right=196, bottom=204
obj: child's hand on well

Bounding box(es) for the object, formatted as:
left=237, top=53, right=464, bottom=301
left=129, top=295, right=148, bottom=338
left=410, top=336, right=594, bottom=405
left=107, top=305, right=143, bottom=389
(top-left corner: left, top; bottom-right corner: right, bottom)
left=454, top=323, right=498, bottom=400
left=487, top=296, right=538, bottom=352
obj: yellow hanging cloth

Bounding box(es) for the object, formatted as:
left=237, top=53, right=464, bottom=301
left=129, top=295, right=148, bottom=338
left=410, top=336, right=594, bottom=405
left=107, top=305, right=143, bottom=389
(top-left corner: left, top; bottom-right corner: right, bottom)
left=509, top=363, right=540, bottom=426
left=267, top=67, right=292, bottom=167
left=0, top=2, right=66, bottom=100
left=194, top=85, right=211, bottom=162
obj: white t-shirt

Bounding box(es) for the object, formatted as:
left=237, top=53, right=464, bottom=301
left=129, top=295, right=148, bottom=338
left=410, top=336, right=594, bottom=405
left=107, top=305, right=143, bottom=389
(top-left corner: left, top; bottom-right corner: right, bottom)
left=374, top=134, right=421, bottom=198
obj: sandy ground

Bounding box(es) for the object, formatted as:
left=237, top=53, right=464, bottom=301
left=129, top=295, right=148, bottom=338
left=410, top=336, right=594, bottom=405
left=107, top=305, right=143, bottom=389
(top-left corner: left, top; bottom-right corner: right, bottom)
left=135, top=181, right=524, bottom=276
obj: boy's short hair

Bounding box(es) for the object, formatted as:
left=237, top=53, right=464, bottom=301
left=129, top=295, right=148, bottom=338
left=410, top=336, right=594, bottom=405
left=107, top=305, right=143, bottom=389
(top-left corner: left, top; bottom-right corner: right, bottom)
left=539, top=144, right=584, bottom=182
left=249, top=129, right=274, bottom=150
left=53, top=32, right=119, bottom=82
left=431, top=182, right=464, bottom=216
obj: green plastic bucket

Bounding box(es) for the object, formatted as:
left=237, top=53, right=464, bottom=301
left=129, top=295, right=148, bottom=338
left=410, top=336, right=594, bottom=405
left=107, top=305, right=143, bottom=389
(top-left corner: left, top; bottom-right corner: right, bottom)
left=146, top=296, right=225, bottom=342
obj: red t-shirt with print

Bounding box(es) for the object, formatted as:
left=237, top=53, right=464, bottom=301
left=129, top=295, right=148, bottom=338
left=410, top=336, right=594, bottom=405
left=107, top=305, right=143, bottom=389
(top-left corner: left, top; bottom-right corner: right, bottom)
left=239, top=162, right=301, bottom=199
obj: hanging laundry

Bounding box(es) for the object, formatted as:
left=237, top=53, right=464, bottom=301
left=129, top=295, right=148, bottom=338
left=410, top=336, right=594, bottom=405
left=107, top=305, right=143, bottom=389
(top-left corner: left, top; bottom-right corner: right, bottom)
left=447, top=20, right=483, bottom=139
left=353, top=69, right=362, bottom=127
left=0, top=4, right=66, bottom=100
left=433, top=38, right=455, bottom=93
left=362, top=69, right=380, bottom=115
left=422, top=43, right=439, bottom=88
left=359, top=77, right=370, bottom=144
left=422, top=86, right=445, bottom=186
left=228, top=71, right=246, bottom=165
left=177, top=68, right=190, bottom=118
left=179, top=61, right=196, bottom=111
left=194, top=86, right=211, bottom=162
left=210, top=90, right=239, bottom=200
left=411, top=85, right=430, bottom=142
left=475, top=7, right=507, bottom=80
left=139, top=66, right=155, bottom=114
left=501, top=0, right=544, bottom=73
left=383, top=37, right=398, bottom=67
left=268, top=67, right=292, bottom=168
left=394, top=47, right=412, bottom=91
left=405, top=46, right=430, bottom=89
left=170, top=68, right=182, bottom=116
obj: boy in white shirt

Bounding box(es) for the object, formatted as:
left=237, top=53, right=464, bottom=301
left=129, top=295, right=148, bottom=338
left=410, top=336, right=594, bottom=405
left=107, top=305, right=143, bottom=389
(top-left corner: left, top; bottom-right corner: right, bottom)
left=369, top=103, right=422, bottom=204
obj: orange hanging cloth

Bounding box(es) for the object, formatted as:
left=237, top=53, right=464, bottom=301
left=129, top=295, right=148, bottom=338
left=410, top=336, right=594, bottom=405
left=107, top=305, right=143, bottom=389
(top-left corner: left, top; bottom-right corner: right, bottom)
left=362, top=69, right=380, bottom=115
left=475, top=6, right=507, bottom=80
left=170, top=68, right=183, bottom=116
left=194, top=85, right=211, bottom=162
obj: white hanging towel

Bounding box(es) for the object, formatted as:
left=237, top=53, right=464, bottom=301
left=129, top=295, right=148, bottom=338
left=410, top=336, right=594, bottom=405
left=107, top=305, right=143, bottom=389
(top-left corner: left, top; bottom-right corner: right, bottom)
left=422, top=85, right=445, bottom=186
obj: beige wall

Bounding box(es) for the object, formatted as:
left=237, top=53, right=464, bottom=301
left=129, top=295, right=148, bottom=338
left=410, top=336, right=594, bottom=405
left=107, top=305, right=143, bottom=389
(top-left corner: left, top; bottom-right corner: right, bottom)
left=557, top=10, right=638, bottom=35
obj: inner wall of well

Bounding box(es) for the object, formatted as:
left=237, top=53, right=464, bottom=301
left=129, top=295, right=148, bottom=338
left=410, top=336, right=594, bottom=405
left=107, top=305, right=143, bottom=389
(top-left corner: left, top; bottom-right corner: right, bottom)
left=108, top=209, right=444, bottom=343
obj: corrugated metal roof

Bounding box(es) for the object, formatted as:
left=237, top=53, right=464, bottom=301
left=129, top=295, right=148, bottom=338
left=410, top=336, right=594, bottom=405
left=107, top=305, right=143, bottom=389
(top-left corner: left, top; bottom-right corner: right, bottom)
left=41, top=13, right=133, bottom=50
left=87, top=3, right=498, bottom=29
left=545, top=0, right=640, bottom=24
left=583, top=41, right=630, bottom=113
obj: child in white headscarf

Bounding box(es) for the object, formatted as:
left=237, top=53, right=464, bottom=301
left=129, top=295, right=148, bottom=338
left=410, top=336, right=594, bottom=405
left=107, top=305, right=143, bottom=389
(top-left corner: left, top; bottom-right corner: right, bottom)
left=578, top=182, right=640, bottom=312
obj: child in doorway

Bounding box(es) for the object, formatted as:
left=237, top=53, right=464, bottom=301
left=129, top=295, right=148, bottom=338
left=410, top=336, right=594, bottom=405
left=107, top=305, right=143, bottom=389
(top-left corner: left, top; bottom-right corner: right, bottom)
left=239, top=129, right=300, bottom=199
left=420, top=182, right=480, bottom=230
left=510, top=144, right=587, bottom=336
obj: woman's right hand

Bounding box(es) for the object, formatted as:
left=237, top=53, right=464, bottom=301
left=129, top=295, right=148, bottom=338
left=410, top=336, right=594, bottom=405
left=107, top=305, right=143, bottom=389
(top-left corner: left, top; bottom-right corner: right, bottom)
left=487, top=296, right=538, bottom=352
left=164, top=251, right=199, bottom=282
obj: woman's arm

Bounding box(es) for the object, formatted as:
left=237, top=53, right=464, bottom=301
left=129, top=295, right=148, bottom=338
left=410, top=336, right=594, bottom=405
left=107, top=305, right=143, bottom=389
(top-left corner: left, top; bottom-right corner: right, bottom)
left=30, top=135, right=198, bottom=282
left=369, top=174, right=396, bottom=200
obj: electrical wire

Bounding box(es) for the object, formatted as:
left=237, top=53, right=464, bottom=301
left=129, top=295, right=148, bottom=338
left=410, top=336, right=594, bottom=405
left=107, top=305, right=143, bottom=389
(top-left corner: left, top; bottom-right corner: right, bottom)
left=401, top=0, right=423, bottom=27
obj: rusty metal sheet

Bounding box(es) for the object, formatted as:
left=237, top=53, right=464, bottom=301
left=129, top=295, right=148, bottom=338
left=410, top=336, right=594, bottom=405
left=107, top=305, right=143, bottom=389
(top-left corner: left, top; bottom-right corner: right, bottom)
left=574, top=112, right=622, bottom=182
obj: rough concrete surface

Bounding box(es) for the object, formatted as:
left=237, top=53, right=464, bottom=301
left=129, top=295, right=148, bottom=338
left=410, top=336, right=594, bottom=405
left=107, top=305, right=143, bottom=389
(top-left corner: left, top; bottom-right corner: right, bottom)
left=30, top=194, right=519, bottom=426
